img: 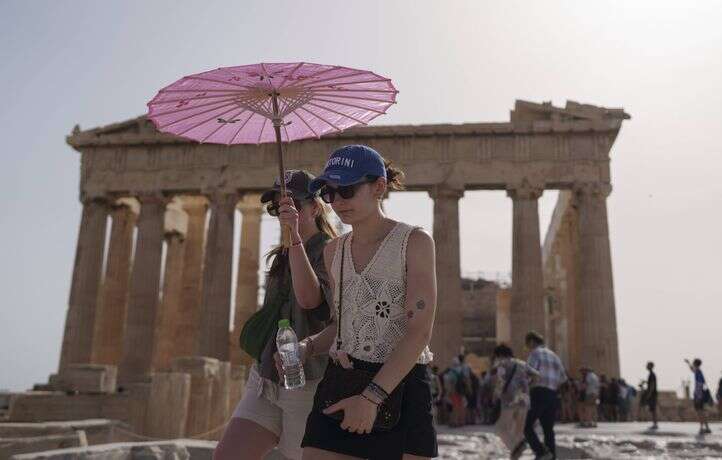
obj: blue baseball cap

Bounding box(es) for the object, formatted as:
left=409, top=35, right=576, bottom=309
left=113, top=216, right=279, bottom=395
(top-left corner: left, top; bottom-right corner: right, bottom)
left=309, top=145, right=386, bottom=193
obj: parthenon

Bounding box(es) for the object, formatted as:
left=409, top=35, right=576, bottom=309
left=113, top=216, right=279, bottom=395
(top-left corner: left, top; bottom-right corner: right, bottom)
left=7, top=100, right=629, bottom=438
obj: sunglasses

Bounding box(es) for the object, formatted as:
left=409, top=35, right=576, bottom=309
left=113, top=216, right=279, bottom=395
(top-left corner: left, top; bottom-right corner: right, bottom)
left=319, top=179, right=375, bottom=204
left=266, top=197, right=305, bottom=217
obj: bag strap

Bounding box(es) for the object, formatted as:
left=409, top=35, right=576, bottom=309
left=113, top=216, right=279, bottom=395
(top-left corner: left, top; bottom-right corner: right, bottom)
left=502, top=363, right=517, bottom=394
left=335, top=235, right=349, bottom=350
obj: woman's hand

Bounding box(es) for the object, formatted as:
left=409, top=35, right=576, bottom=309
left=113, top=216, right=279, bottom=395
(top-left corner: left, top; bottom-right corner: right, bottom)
left=277, top=196, right=301, bottom=240
left=323, top=394, right=378, bottom=434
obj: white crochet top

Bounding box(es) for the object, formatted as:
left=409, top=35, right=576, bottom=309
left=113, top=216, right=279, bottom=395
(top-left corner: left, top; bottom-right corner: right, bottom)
left=331, top=221, right=434, bottom=364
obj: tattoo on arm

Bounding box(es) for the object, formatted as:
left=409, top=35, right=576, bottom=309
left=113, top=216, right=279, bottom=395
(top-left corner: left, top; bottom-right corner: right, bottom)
left=416, top=300, right=426, bottom=310
left=407, top=310, right=415, bottom=319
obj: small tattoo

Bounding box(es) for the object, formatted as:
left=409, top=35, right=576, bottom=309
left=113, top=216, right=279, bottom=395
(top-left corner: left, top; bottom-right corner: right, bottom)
left=407, top=310, right=415, bottom=319
left=416, top=300, right=426, bottom=310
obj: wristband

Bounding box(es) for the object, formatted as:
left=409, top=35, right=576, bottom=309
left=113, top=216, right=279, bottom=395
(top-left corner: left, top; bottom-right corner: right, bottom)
left=360, top=392, right=381, bottom=406
left=366, top=382, right=389, bottom=401
left=290, top=239, right=303, bottom=248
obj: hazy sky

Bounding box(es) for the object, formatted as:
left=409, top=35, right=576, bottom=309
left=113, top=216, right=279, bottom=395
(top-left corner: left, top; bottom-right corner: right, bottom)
left=2, top=1, right=721, bottom=394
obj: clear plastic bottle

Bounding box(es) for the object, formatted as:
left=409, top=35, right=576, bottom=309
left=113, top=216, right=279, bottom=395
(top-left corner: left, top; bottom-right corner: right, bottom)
left=276, top=319, right=306, bottom=390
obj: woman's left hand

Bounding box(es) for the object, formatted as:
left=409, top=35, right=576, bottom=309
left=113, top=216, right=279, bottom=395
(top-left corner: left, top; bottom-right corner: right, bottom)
left=277, top=196, right=300, bottom=238
left=323, top=395, right=378, bottom=434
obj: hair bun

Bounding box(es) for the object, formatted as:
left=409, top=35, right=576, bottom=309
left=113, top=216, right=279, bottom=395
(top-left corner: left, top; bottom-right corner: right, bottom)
left=383, top=160, right=406, bottom=191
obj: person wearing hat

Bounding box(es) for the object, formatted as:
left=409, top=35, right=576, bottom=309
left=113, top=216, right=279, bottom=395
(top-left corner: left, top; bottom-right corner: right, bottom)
left=297, top=145, right=439, bottom=459
left=215, top=170, right=338, bottom=460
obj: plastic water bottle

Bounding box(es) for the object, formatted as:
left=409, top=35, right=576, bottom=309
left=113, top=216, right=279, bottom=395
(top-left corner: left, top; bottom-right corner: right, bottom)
left=276, top=319, right=305, bottom=390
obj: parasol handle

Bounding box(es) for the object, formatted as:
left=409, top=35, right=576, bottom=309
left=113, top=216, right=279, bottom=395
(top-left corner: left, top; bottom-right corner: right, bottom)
left=271, top=92, right=291, bottom=249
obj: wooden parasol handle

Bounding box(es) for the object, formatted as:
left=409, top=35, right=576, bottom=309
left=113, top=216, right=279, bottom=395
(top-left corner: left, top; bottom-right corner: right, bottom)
left=271, top=92, right=291, bottom=249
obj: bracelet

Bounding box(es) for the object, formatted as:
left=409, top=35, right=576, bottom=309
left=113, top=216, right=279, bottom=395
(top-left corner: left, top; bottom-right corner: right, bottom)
left=366, top=382, right=389, bottom=402
left=289, top=239, right=303, bottom=248
left=360, top=392, right=381, bottom=406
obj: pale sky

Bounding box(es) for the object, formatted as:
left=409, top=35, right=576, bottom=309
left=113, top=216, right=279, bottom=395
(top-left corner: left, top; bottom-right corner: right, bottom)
left=2, top=1, right=721, bottom=394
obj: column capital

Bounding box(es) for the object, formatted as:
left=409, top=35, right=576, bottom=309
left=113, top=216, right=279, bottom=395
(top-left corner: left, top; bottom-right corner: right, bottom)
left=112, top=197, right=140, bottom=216
left=506, top=179, right=544, bottom=200
left=236, top=193, right=263, bottom=216
left=134, top=192, right=172, bottom=207
left=573, top=182, right=612, bottom=199
left=204, top=189, right=241, bottom=208
left=428, top=184, right=465, bottom=200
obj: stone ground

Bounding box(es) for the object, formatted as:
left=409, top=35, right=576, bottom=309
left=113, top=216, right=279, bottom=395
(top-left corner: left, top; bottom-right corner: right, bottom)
left=8, top=422, right=722, bottom=459
left=436, top=422, right=722, bottom=459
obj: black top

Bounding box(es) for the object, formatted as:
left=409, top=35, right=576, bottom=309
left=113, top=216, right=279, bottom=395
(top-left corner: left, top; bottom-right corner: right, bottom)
left=647, top=371, right=658, bottom=396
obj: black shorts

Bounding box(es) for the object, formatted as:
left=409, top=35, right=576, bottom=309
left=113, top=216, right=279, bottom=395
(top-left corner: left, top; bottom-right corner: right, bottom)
left=301, top=357, right=438, bottom=459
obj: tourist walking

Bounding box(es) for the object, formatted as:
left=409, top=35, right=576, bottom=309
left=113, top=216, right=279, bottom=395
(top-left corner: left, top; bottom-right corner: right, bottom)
left=685, top=358, right=713, bottom=434
left=645, top=361, right=659, bottom=430
left=298, top=145, right=439, bottom=459
left=716, top=373, right=722, bottom=418
left=579, top=367, right=599, bottom=428
left=215, top=170, right=337, bottom=460
left=523, top=332, right=567, bottom=460
left=491, top=344, right=540, bottom=460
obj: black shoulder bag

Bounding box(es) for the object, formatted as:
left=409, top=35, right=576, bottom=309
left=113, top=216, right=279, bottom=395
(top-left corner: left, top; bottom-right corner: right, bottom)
left=313, top=235, right=405, bottom=432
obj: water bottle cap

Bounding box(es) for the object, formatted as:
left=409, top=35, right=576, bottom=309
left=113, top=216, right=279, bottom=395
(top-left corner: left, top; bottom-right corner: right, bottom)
left=278, top=319, right=290, bottom=329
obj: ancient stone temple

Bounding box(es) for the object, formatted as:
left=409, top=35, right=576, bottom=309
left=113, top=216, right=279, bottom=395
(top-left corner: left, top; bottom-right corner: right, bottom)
left=7, top=100, right=628, bottom=438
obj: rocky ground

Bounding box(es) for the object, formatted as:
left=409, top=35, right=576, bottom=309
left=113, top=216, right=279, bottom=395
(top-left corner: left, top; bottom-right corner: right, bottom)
left=437, top=422, right=722, bottom=459
left=7, top=421, right=722, bottom=459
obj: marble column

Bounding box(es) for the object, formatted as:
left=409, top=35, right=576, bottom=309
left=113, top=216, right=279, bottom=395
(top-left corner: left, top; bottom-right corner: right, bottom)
left=428, top=185, right=464, bottom=368
left=91, top=199, right=138, bottom=366
left=118, top=194, right=169, bottom=384
left=175, top=197, right=208, bottom=359
left=197, top=192, right=238, bottom=361
left=507, top=181, right=545, bottom=357
left=574, top=182, right=620, bottom=377
left=152, top=201, right=189, bottom=371
left=231, top=194, right=263, bottom=366
left=59, top=197, right=110, bottom=372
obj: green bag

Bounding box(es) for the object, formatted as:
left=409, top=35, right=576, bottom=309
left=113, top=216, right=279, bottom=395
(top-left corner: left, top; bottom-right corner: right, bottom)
left=238, top=257, right=290, bottom=361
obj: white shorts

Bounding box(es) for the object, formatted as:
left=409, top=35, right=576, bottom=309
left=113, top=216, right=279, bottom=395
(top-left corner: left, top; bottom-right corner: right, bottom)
left=232, top=365, right=319, bottom=460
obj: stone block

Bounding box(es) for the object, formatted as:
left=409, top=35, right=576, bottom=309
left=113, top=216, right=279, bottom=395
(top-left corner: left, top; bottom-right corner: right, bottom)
left=171, top=357, right=219, bottom=438
left=9, top=439, right=216, bottom=459
left=146, top=372, right=190, bottom=439
left=208, top=363, right=231, bottom=441
left=54, top=365, right=117, bottom=394
left=228, top=365, right=246, bottom=413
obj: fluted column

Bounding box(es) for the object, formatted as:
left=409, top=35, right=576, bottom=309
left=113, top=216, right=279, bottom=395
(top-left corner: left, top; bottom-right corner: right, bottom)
left=197, top=191, right=238, bottom=361
left=231, top=194, right=263, bottom=366
left=428, top=185, right=464, bottom=368
left=176, top=197, right=208, bottom=359
left=91, top=198, right=138, bottom=366
left=58, top=196, right=110, bottom=372
left=152, top=201, right=189, bottom=371
left=118, top=194, right=169, bottom=384
left=574, top=182, right=619, bottom=377
left=507, top=181, right=545, bottom=357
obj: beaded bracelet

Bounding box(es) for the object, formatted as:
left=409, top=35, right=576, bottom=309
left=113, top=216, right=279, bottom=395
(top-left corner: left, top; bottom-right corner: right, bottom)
left=366, top=382, right=389, bottom=401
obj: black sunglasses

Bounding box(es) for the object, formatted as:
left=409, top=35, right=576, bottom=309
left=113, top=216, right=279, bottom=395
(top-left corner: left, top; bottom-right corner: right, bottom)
left=266, top=197, right=305, bottom=217
left=320, top=178, right=376, bottom=204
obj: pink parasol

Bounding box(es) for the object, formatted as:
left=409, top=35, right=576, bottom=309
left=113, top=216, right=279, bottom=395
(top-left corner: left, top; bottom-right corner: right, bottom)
left=147, top=62, right=397, bottom=245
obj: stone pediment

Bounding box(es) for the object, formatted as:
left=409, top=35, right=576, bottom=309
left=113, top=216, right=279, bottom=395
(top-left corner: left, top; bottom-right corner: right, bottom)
left=66, top=100, right=630, bottom=150
left=511, top=100, right=630, bottom=123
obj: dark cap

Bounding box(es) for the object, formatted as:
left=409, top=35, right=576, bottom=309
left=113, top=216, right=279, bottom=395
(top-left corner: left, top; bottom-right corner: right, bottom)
left=260, top=169, right=317, bottom=204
